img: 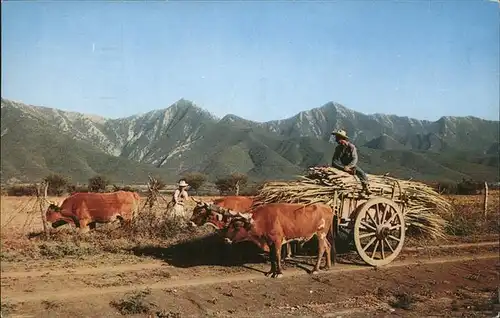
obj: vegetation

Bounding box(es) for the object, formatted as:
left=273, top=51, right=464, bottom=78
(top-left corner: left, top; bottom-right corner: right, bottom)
left=6, top=184, right=38, bottom=196
left=214, top=173, right=248, bottom=195
left=112, top=184, right=138, bottom=192
left=444, top=194, right=499, bottom=236
left=181, top=172, right=207, bottom=194
left=43, top=174, right=70, bottom=196
left=435, top=178, right=487, bottom=195
left=67, top=184, right=90, bottom=193
left=110, top=289, right=156, bottom=315
left=88, top=175, right=110, bottom=193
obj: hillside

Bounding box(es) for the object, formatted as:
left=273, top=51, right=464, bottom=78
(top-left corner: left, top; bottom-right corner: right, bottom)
left=1, top=98, right=498, bottom=184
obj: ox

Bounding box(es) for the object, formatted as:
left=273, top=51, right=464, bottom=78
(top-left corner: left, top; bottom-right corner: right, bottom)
left=189, top=196, right=255, bottom=230
left=45, top=191, right=141, bottom=233
left=222, top=202, right=336, bottom=278
left=189, top=197, right=302, bottom=259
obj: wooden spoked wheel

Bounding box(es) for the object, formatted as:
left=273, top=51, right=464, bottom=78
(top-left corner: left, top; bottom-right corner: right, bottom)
left=353, top=197, right=405, bottom=267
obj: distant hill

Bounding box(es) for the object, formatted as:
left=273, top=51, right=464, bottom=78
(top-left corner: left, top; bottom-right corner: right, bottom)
left=1, top=98, right=498, bottom=184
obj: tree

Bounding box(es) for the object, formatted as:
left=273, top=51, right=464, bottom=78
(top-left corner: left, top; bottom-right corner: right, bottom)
left=214, top=177, right=233, bottom=195
left=231, top=173, right=248, bottom=195
left=214, top=173, right=248, bottom=195
left=88, top=175, right=110, bottom=193
left=67, top=184, right=89, bottom=194
left=182, top=172, right=207, bottom=195
left=112, top=184, right=138, bottom=192
left=43, top=174, right=70, bottom=196
left=456, top=178, right=483, bottom=195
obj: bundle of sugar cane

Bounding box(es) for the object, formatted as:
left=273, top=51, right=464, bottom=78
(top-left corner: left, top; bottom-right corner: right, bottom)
left=254, top=166, right=452, bottom=239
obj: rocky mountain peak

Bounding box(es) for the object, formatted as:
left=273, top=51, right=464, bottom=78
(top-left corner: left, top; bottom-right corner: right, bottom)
left=1, top=97, right=498, bottom=183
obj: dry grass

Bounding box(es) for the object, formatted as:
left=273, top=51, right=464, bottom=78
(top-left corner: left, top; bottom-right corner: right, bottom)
left=110, top=289, right=157, bottom=315
left=0, top=195, right=221, bottom=262
left=443, top=190, right=500, bottom=237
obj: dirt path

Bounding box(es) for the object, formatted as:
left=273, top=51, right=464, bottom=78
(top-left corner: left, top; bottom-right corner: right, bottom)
left=2, top=257, right=499, bottom=317
left=2, top=253, right=499, bottom=304
left=404, top=241, right=499, bottom=251
left=1, top=242, right=499, bottom=317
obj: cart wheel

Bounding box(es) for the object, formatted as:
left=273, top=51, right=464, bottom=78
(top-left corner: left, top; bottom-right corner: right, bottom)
left=353, top=197, right=405, bottom=267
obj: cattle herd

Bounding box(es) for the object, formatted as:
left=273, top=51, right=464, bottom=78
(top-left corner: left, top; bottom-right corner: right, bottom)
left=43, top=192, right=336, bottom=279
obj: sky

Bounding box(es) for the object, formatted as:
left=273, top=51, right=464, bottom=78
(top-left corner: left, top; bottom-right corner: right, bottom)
left=1, top=1, right=499, bottom=122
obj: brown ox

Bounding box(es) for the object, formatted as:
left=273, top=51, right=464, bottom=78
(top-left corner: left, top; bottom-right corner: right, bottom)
left=189, top=197, right=302, bottom=259
left=189, top=196, right=255, bottom=230
left=223, top=203, right=336, bottom=278
left=45, top=191, right=141, bottom=233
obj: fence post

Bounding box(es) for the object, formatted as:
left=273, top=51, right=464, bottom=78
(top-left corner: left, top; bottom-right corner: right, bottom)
left=37, top=181, right=50, bottom=239
left=483, top=181, right=488, bottom=219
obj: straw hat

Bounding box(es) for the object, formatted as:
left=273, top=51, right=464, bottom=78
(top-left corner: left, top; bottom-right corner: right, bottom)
left=331, top=129, right=349, bottom=140
left=178, top=180, right=189, bottom=187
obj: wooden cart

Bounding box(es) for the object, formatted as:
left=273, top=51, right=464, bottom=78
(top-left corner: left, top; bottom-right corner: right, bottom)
left=331, top=188, right=407, bottom=267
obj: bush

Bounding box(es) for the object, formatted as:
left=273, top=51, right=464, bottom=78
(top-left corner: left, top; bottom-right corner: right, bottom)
left=239, top=181, right=264, bottom=196
left=110, top=289, right=156, bottom=315
left=214, top=173, right=248, bottom=195
left=112, top=185, right=138, bottom=193
left=435, top=181, right=457, bottom=194
left=88, top=175, right=110, bottom=193
left=131, top=209, right=187, bottom=239
left=44, top=174, right=70, bottom=196
left=67, top=184, right=89, bottom=194
left=7, top=184, right=38, bottom=196
left=456, top=178, right=484, bottom=195
left=435, top=178, right=485, bottom=195
left=182, top=172, right=207, bottom=195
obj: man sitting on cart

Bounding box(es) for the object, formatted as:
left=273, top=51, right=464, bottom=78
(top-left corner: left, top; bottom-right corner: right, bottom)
left=331, top=129, right=372, bottom=195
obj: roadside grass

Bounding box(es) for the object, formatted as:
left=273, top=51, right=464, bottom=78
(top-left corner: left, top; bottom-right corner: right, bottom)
left=443, top=192, right=499, bottom=237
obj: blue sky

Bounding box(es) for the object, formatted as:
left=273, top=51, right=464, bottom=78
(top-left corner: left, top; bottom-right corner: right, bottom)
left=2, top=1, right=499, bottom=122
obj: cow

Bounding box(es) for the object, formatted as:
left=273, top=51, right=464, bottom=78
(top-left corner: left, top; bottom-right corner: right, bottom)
left=222, top=202, right=336, bottom=278
left=188, top=197, right=302, bottom=259
left=45, top=191, right=141, bottom=233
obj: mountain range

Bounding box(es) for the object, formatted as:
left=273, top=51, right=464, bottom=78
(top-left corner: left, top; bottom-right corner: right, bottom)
left=1, top=98, right=498, bottom=184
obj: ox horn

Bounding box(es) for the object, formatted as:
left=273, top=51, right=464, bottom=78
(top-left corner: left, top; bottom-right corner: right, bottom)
left=237, top=212, right=252, bottom=219
left=220, top=208, right=237, bottom=216
left=212, top=211, right=223, bottom=221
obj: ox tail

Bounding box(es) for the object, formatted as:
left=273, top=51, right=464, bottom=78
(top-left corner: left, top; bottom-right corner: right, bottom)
left=327, top=215, right=338, bottom=262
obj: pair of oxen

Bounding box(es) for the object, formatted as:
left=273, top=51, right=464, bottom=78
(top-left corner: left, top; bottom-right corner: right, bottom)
left=44, top=192, right=336, bottom=278
left=188, top=196, right=337, bottom=278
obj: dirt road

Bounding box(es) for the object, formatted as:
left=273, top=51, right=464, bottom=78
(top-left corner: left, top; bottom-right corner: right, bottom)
left=1, top=241, right=499, bottom=317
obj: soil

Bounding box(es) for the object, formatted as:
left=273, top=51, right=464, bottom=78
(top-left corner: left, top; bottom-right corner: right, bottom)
left=1, top=240, right=498, bottom=318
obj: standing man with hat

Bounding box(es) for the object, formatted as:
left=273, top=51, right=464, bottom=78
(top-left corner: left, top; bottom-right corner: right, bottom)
left=331, top=129, right=372, bottom=195
left=169, top=179, right=190, bottom=218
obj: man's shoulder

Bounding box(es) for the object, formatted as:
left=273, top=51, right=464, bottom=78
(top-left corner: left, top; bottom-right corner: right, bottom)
left=347, top=142, right=357, bottom=150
